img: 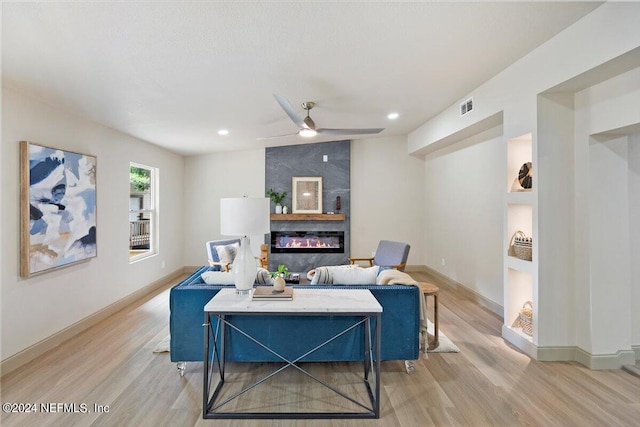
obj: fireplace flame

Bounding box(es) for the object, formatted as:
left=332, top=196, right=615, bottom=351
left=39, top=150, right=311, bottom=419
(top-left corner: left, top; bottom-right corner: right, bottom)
left=272, top=232, right=344, bottom=253
left=284, top=238, right=335, bottom=248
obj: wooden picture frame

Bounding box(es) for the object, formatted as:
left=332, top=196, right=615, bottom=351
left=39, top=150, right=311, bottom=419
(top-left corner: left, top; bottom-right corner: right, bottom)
left=20, top=141, right=97, bottom=277
left=292, top=176, right=322, bottom=214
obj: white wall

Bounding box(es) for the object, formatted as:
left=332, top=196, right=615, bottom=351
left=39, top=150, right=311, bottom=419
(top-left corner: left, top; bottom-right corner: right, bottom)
left=181, top=137, right=426, bottom=269
left=537, top=92, right=575, bottom=348
left=408, top=2, right=640, bottom=360
left=1, top=88, right=185, bottom=361
left=422, top=126, right=504, bottom=305
left=587, top=135, right=631, bottom=355
left=574, top=66, right=640, bottom=356
left=629, top=134, right=640, bottom=348
left=408, top=3, right=640, bottom=156
left=350, top=136, right=425, bottom=267
left=182, top=149, right=266, bottom=266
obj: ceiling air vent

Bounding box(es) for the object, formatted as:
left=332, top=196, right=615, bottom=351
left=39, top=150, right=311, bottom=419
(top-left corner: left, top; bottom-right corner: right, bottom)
left=460, top=97, right=473, bottom=116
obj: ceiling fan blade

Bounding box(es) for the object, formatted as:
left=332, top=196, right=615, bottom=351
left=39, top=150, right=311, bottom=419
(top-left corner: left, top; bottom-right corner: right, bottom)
left=273, top=94, right=305, bottom=128
left=316, top=128, right=385, bottom=136
left=256, top=132, right=300, bottom=141
left=303, top=116, right=316, bottom=130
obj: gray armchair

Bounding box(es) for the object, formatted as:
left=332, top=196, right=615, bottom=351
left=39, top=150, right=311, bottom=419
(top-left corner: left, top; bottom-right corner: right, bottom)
left=349, top=240, right=411, bottom=272
left=206, top=238, right=241, bottom=271
left=206, top=239, right=269, bottom=271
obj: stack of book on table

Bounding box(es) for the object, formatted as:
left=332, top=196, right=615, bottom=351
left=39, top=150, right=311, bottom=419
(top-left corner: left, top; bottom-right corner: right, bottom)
left=252, top=286, right=294, bottom=301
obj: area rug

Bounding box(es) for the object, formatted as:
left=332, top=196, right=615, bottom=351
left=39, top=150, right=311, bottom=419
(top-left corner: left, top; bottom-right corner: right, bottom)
left=425, top=320, right=459, bottom=353
left=151, top=323, right=460, bottom=355
left=152, top=335, right=170, bottom=353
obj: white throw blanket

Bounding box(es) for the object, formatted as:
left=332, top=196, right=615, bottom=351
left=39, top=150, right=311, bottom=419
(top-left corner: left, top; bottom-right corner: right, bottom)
left=308, top=266, right=428, bottom=333
left=376, top=269, right=428, bottom=333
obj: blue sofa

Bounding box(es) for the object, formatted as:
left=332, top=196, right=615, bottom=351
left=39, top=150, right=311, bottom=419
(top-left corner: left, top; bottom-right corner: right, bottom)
left=169, top=266, right=420, bottom=366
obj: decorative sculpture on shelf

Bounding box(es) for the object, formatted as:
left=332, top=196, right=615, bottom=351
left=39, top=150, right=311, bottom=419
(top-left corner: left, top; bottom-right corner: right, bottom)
left=518, top=162, right=533, bottom=190
left=335, top=195, right=341, bottom=213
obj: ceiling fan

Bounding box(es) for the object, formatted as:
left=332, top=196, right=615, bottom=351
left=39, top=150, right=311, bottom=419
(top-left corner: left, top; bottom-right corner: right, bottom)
left=258, top=94, right=385, bottom=140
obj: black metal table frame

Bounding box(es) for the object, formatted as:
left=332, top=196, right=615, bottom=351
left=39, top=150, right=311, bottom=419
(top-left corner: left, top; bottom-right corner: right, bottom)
left=203, top=310, right=381, bottom=419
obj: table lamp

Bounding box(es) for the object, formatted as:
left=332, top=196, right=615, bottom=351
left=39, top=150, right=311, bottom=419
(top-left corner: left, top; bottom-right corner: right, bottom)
left=220, top=197, right=270, bottom=294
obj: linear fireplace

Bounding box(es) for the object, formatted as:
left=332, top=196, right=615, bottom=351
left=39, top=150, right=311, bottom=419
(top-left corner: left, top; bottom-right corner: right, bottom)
left=271, top=231, right=345, bottom=254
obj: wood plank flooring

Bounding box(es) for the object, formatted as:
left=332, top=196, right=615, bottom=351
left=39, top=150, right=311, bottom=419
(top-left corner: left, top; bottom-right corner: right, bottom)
left=1, top=271, right=639, bottom=426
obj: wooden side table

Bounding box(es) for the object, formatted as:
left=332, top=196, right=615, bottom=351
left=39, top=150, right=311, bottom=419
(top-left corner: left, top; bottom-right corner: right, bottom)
left=417, top=282, right=439, bottom=350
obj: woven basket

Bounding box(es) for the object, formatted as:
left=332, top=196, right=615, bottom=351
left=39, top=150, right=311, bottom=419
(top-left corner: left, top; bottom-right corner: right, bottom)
left=510, top=230, right=532, bottom=261
left=518, top=301, right=533, bottom=336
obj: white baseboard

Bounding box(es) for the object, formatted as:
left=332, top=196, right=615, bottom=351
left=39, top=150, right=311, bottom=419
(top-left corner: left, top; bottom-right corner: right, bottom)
left=423, top=265, right=503, bottom=317
left=0, top=268, right=186, bottom=378
left=404, top=264, right=428, bottom=273
left=574, top=348, right=637, bottom=370
left=528, top=345, right=636, bottom=370
left=502, top=325, right=537, bottom=359
left=3, top=264, right=635, bottom=375
left=537, top=346, right=577, bottom=362
left=419, top=268, right=639, bottom=370
left=622, top=364, right=640, bottom=378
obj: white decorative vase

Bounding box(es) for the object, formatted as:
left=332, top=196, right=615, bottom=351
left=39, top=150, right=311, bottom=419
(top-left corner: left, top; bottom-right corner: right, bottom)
left=275, top=204, right=283, bottom=214
left=232, top=236, right=258, bottom=294
left=273, top=275, right=286, bottom=292
left=282, top=205, right=288, bottom=214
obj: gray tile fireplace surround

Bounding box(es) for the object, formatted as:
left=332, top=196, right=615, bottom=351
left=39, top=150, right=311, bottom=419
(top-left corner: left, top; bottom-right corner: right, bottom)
left=266, top=140, right=350, bottom=273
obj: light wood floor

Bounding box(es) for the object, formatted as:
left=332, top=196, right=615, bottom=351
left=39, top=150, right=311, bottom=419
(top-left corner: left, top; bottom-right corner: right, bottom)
left=1, top=271, right=639, bottom=427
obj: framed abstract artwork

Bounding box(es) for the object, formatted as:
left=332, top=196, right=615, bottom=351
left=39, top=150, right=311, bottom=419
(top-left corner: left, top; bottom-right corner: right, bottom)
left=20, top=141, right=97, bottom=277
left=292, top=176, right=322, bottom=214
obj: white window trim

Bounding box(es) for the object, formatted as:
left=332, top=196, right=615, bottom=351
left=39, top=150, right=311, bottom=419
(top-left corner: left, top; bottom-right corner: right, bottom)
left=129, top=162, right=159, bottom=263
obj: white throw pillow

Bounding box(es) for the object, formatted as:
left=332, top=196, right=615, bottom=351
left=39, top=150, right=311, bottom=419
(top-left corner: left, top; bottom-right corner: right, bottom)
left=309, top=266, right=333, bottom=284
left=201, top=271, right=235, bottom=285
left=202, top=268, right=271, bottom=285
left=256, top=268, right=272, bottom=285
left=331, top=265, right=379, bottom=285
left=215, top=242, right=239, bottom=264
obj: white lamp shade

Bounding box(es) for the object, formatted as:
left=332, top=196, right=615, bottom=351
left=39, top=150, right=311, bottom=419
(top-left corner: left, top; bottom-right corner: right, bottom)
left=220, top=197, right=270, bottom=236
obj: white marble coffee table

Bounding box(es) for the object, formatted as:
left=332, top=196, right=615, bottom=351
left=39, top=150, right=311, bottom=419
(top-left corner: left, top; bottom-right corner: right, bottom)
left=203, top=288, right=382, bottom=419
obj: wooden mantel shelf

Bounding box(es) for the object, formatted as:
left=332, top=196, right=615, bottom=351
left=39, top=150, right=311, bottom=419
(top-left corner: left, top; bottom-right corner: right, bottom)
left=270, top=213, right=346, bottom=221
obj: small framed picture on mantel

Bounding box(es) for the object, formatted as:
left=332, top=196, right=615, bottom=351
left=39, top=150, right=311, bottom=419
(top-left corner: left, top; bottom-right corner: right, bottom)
left=292, top=176, right=322, bottom=214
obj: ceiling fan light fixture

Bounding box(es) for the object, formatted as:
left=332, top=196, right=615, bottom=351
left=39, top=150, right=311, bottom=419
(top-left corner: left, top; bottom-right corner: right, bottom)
left=263, top=94, right=385, bottom=140
left=299, top=128, right=317, bottom=138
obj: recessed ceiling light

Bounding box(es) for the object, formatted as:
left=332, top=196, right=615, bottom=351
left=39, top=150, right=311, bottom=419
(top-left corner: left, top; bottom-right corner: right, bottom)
left=217, top=129, right=229, bottom=136
left=387, top=112, right=399, bottom=120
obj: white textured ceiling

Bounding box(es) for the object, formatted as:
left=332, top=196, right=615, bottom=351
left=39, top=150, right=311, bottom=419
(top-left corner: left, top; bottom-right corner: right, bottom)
left=2, top=2, right=601, bottom=156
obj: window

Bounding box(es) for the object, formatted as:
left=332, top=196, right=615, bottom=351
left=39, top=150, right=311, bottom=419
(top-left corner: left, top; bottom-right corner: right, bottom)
left=129, top=163, right=157, bottom=261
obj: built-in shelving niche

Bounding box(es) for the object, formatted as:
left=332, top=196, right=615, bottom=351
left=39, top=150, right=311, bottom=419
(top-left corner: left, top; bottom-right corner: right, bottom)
left=504, top=133, right=537, bottom=355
